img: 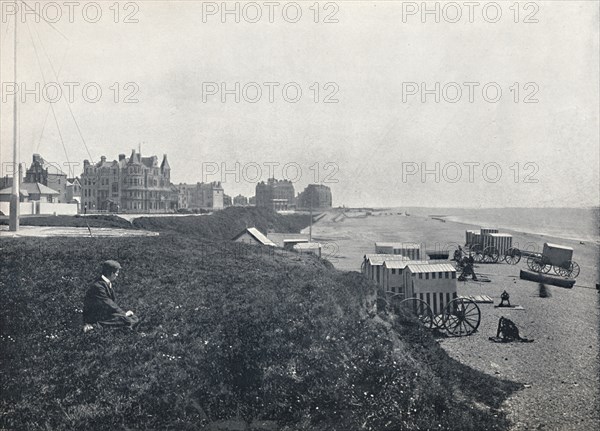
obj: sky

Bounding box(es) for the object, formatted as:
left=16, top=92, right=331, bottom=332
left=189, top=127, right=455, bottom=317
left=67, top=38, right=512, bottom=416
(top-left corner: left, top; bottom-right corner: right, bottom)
left=0, top=0, right=598, bottom=207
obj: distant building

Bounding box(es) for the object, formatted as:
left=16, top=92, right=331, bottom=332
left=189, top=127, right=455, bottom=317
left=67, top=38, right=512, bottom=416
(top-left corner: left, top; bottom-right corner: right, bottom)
left=24, top=154, right=68, bottom=203
left=0, top=175, right=14, bottom=191
left=66, top=178, right=82, bottom=205
left=249, top=196, right=256, bottom=205
left=0, top=187, right=28, bottom=202
left=81, top=150, right=178, bottom=213
left=223, top=194, right=232, bottom=207
left=0, top=182, right=59, bottom=203
left=233, top=194, right=248, bottom=206
left=177, top=182, right=224, bottom=210
left=296, top=184, right=332, bottom=209
left=232, top=227, right=276, bottom=246
left=256, top=178, right=295, bottom=210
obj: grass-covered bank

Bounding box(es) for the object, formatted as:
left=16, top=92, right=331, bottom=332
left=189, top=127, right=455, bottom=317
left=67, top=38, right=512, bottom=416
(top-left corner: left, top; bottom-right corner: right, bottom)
left=132, top=207, right=312, bottom=240
left=0, top=235, right=519, bottom=430
left=0, top=207, right=312, bottom=241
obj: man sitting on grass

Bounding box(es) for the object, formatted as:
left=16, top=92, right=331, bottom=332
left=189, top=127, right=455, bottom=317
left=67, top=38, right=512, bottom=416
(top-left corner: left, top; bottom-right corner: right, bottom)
left=83, top=260, right=139, bottom=332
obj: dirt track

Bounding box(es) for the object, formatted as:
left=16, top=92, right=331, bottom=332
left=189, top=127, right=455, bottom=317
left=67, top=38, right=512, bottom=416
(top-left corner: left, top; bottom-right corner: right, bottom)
left=0, top=225, right=159, bottom=238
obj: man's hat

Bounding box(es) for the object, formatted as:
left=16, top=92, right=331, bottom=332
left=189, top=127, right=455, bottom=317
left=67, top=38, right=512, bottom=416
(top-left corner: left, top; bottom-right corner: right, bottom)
left=101, top=260, right=122, bottom=274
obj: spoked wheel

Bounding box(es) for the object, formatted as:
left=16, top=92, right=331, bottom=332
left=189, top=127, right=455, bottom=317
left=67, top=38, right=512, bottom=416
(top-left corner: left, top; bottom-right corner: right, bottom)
left=504, top=247, right=521, bottom=264
left=527, top=256, right=550, bottom=273
left=397, top=298, right=435, bottom=330
left=554, top=261, right=580, bottom=278
left=482, top=246, right=499, bottom=263
left=471, top=245, right=483, bottom=263
left=442, top=298, right=481, bottom=336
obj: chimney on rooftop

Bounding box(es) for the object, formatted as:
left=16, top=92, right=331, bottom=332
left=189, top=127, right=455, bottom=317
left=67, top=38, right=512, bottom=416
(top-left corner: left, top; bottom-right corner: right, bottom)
left=101, top=156, right=106, bottom=163
left=119, top=154, right=126, bottom=161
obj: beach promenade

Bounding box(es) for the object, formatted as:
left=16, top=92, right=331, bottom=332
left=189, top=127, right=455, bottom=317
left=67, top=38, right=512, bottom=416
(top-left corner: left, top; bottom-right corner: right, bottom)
left=308, top=211, right=600, bottom=430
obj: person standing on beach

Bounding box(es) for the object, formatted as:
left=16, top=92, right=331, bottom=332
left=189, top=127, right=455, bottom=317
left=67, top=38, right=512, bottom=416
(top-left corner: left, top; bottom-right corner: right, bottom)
left=83, top=260, right=139, bottom=331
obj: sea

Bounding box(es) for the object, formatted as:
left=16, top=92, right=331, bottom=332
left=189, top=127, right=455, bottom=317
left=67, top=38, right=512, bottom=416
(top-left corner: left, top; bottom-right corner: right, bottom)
left=400, top=207, right=600, bottom=244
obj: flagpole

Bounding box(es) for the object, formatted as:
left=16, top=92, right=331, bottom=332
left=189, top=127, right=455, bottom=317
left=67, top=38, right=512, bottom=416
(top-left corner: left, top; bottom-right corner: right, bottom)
left=309, top=192, right=313, bottom=242
left=9, top=6, right=19, bottom=232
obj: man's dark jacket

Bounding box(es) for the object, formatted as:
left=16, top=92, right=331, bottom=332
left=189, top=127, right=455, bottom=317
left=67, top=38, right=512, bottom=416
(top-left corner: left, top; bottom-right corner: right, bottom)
left=83, top=278, right=137, bottom=327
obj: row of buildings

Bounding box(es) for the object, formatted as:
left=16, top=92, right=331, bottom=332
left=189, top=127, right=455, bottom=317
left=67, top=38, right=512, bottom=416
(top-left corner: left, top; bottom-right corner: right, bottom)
left=1, top=152, right=333, bottom=214
left=0, top=154, right=81, bottom=205
left=255, top=178, right=332, bottom=211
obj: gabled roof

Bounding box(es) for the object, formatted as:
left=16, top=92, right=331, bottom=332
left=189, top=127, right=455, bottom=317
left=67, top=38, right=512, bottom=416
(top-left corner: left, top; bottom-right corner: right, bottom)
left=142, top=156, right=158, bottom=168
left=97, top=159, right=119, bottom=169
left=0, top=187, right=29, bottom=197
left=232, top=227, right=276, bottom=246
left=406, top=263, right=456, bottom=273
left=128, top=150, right=141, bottom=165
left=364, top=254, right=411, bottom=266
left=383, top=260, right=429, bottom=269
left=20, top=182, right=60, bottom=195
left=31, top=154, right=67, bottom=176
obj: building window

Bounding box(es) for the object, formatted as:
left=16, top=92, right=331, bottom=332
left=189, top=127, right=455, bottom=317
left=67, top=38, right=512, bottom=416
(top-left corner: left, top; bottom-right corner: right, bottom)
left=432, top=273, right=436, bottom=279
left=391, top=269, right=396, bottom=275
left=445, top=272, right=449, bottom=279
left=418, top=273, right=422, bottom=279
left=425, top=273, right=429, bottom=280
left=452, top=272, right=456, bottom=279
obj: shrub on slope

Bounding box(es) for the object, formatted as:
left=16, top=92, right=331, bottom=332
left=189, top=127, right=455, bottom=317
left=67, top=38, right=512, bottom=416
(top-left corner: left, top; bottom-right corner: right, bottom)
left=132, top=207, right=311, bottom=240
left=0, top=236, right=518, bottom=430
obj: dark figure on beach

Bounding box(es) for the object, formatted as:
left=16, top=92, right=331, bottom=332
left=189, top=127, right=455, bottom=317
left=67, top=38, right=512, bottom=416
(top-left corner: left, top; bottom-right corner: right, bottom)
left=459, top=253, right=477, bottom=281
left=453, top=246, right=463, bottom=262
left=83, top=204, right=87, bottom=215
left=498, top=290, right=511, bottom=307
left=83, top=260, right=139, bottom=331
left=491, top=316, right=533, bottom=343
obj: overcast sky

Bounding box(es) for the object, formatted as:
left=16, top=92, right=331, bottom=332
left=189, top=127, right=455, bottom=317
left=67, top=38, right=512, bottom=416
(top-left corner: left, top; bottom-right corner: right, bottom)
left=1, top=1, right=598, bottom=207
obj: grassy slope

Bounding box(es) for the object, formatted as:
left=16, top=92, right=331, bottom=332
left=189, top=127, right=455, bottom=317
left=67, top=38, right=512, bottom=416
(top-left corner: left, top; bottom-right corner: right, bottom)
left=132, top=207, right=312, bottom=240
left=0, top=207, right=311, bottom=241
left=0, top=232, right=519, bottom=430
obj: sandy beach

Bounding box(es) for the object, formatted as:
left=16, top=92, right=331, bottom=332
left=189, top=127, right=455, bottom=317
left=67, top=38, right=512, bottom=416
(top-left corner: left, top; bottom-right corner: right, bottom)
left=307, top=211, right=600, bottom=430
